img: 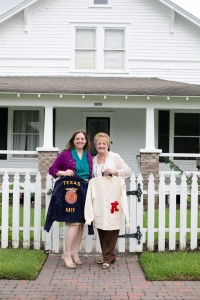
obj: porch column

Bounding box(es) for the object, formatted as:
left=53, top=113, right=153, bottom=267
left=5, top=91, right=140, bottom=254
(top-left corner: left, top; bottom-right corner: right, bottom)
left=43, top=106, right=54, bottom=148
left=145, top=108, right=156, bottom=150
left=37, top=106, right=59, bottom=192
left=140, top=108, right=161, bottom=191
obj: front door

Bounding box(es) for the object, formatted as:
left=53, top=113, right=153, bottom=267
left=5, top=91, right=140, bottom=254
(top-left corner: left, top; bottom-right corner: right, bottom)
left=86, top=117, right=110, bottom=156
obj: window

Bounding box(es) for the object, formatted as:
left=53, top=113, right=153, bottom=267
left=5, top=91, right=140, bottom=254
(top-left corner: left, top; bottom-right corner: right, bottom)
left=104, top=29, right=124, bottom=69
left=174, top=113, right=200, bottom=159
left=12, top=110, right=40, bottom=157
left=74, top=26, right=125, bottom=71
left=0, top=108, right=8, bottom=160
left=94, top=0, right=108, bottom=4
left=75, top=28, right=96, bottom=69
left=158, top=111, right=170, bottom=160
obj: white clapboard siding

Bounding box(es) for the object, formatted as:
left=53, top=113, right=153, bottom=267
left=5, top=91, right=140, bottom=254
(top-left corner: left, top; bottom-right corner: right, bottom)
left=0, top=0, right=200, bottom=85
left=12, top=172, right=20, bottom=248
left=1, top=171, right=200, bottom=253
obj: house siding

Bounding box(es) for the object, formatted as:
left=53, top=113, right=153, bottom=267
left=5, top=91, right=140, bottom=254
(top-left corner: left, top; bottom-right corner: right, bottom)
left=54, top=107, right=145, bottom=174
left=0, top=0, right=200, bottom=83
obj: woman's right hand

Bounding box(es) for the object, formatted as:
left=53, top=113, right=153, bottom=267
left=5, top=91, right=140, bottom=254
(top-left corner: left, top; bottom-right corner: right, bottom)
left=63, top=169, right=74, bottom=176
left=56, top=169, right=74, bottom=177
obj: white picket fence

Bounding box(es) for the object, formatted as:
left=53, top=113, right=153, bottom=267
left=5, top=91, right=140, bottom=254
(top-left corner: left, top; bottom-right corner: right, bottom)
left=0, top=171, right=199, bottom=253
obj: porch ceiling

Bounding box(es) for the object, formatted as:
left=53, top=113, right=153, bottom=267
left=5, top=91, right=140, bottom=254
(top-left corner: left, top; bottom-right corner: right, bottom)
left=0, top=76, right=200, bottom=96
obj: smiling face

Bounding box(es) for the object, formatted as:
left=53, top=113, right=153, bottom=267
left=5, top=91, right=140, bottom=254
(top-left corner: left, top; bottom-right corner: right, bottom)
left=73, top=132, right=87, bottom=150
left=95, top=138, right=109, bottom=155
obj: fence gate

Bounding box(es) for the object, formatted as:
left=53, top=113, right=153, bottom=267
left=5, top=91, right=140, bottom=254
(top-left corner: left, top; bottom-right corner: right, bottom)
left=118, top=173, right=144, bottom=253
left=44, top=173, right=145, bottom=254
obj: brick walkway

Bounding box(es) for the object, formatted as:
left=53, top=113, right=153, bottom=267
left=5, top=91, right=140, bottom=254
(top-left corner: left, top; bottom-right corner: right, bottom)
left=0, top=254, right=200, bottom=300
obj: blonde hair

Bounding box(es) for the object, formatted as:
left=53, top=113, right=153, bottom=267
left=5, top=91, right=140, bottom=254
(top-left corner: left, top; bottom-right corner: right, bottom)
left=93, top=132, right=110, bottom=146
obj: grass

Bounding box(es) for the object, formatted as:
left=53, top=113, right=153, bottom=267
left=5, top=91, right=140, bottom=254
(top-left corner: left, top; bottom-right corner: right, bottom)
left=0, top=206, right=46, bottom=243
left=143, top=208, right=200, bottom=240
left=0, top=248, right=47, bottom=280
left=1, top=249, right=200, bottom=281
left=0, top=206, right=64, bottom=244
left=139, top=251, right=200, bottom=280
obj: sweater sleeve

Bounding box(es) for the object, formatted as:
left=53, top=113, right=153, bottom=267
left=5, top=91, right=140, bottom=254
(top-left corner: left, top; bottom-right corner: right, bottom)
left=84, top=180, right=94, bottom=225
left=114, top=153, right=132, bottom=179
left=49, top=151, right=65, bottom=178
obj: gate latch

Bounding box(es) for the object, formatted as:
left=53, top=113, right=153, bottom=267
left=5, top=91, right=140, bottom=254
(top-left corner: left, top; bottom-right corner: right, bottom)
left=47, top=189, right=53, bottom=195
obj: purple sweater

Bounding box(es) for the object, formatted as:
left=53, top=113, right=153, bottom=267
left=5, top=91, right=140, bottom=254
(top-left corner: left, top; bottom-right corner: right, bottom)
left=49, top=150, right=93, bottom=179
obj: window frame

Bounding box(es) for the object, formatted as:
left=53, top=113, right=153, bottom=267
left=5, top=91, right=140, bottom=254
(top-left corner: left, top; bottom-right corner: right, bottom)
left=104, top=28, right=125, bottom=70
left=75, top=27, right=96, bottom=70
left=7, top=107, right=44, bottom=161
left=94, top=0, right=109, bottom=4
left=89, top=0, right=111, bottom=7
left=72, top=24, right=127, bottom=73
left=170, top=110, right=200, bottom=161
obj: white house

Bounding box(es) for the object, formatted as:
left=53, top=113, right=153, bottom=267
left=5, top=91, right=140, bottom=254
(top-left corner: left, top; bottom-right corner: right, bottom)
left=0, top=0, right=200, bottom=186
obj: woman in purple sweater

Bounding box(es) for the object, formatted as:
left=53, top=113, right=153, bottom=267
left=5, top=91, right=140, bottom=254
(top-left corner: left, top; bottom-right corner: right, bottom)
left=49, top=130, right=93, bottom=269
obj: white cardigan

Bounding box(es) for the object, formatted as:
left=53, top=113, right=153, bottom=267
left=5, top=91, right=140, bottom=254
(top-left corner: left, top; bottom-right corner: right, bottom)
left=93, top=151, right=132, bottom=179
left=84, top=176, right=130, bottom=230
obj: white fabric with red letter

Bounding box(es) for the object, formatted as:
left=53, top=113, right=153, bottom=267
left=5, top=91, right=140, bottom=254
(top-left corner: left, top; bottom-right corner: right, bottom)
left=84, top=176, right=130, bottom=230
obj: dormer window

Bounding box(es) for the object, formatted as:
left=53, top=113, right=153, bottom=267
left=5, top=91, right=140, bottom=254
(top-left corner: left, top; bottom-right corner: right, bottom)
left=94, top=0, right=108, bottom=4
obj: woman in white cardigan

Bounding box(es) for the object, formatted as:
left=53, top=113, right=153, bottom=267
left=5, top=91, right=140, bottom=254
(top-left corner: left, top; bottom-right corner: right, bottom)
left=85, top=132, right=132, bottom=269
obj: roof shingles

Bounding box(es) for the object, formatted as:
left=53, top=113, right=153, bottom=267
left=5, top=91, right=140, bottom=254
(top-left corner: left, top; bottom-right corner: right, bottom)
left=0, top=76, right=199, bottom=96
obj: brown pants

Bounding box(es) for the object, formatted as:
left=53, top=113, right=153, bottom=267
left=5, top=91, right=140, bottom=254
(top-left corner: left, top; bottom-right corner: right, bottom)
left=97, top=228, right=120, bottom=264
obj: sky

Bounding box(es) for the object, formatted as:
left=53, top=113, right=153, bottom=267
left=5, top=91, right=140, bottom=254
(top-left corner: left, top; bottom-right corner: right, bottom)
left=172, top=0, right=200, bottom=18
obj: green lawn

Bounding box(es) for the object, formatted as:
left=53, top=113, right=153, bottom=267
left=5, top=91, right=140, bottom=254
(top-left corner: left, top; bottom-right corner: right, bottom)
left=0, top=206, right=199, bottom=242
left=143, top=208, right=200, bottom=239
left=0, top=206, right=46, bottom=242
left=139, top=251, right=200, bottom=280
left=0, top=248, right=47, bottom=280
left=0, top=206, right=64, bottom=244
left=0, top=206, right=200, bottom=281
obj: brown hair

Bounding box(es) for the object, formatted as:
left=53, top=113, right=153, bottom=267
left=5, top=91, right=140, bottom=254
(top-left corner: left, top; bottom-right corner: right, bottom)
left=93, top=132, right=110, bottom=146
left=65, top=130, right=91, bottom=151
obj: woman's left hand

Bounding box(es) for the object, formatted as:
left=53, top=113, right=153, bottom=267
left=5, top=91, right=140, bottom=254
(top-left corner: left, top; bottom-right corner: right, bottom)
left=103, top=168, right=118, bottom=176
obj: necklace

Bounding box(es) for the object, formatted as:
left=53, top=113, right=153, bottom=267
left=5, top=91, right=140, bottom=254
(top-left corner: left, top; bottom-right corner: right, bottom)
left=94, top=163, right=104, bottom=177
left=94, top=154, right=107, bottom=177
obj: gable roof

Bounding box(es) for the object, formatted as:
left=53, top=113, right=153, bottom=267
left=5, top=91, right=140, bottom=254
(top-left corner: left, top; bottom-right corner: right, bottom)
left=0, top=76, right=199, bottom=97
left=0, top=0, right=40, bottom=24
left=158, top=0, right=200, bottom=27
left=0, top=0, right=200, bottom=27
